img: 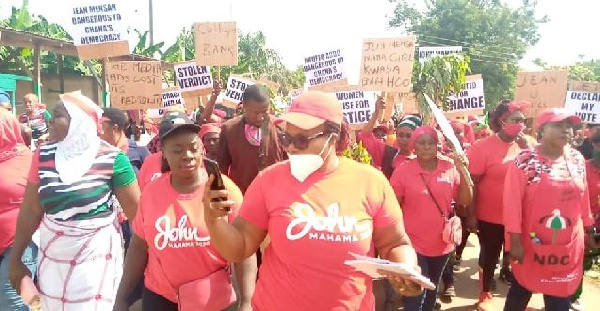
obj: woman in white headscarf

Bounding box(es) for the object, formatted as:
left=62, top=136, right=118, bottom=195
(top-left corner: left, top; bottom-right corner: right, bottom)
left=9, top=91, right=141, bottom=310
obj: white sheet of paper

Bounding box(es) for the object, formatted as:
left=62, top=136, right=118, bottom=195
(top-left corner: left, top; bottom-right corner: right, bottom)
left=424, top=94, right=465, bottom=156
left=345, top=252, right=436, bottom=290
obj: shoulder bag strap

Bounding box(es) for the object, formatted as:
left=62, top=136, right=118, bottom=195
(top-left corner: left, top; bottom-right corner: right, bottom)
left=419, top=173, right=446, bottom=219
left=258, top=121, right=270, bottom=171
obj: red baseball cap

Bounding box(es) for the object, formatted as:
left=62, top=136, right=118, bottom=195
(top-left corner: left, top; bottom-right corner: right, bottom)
left=275, top=91, right=343, bottom=130
left=536, top=108, right=582, bottom=128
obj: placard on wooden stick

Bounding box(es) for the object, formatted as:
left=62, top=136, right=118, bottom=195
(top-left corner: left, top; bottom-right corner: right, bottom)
left=515, top=70, right=568, bottom=118
left=174, top=61, right=214, bottom=97
left=223, top=75, right=256, bottom=108
left=444, top=74, right=485, bottom=118
left=359, top=36, right=416, bottom=93
left=70, top=2, right=130, bottom=60
left=106, top=61, right=162, bottom=110
left=194, top=22, right=238, bottom=66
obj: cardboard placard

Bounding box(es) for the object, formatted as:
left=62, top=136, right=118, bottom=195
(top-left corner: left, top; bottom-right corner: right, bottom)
left=308, top=79, right=349, bottom=92
left=223, top=76, right=255, bottom=108
left=388, top=92, right=418, bottom=115
left=303, top=49, right=346, bottom=89
left=106, top=61, right=162, bottom=110
left=564, top=91, right=600, bottom=124
left=174, top=61, right=213, bottom=97
left=259, top=77, right=280, bottom=93
left=194, top=22, right=238, bottom=66
left=515, top=71, right=569, bottom=118
left=445, top=74, right=485, bottom=118
left=70, top=2, right=129, bottom=60
left=418, top=46, right=462, bottom=62
left=570, top=81, right=600, bottom=93
left=329, top=89, right=376, bottom=126
left=359, top=37, right=416, bottom=92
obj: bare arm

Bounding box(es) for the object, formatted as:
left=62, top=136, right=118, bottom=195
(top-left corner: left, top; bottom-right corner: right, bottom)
left=9, top=183, right=43, bottom=264
left=363, top=96, right=384, bottom=133
left=468, top=175, right=481, bottom=219
left=115, top=233, right=148, bottom=303
left=456, top=173, right=473, bottom=207
left=206, top=213, right=267, bottom=262
left=373, top=221, right=417, bottom=266
left=114, top=183, right=141, bottom=221
left=233, top=254, right=257, bottom=307
left=200, top=81, right=222, bottom=123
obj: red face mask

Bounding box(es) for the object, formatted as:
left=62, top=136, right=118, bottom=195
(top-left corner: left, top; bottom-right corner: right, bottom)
left=502, top=122, right=525, bottom=137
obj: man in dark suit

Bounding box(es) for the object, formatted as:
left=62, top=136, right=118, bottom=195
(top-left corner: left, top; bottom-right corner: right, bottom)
left=217, top=85, right=287, bottom=193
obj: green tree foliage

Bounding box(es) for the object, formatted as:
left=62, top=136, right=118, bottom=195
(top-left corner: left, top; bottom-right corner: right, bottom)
left=0, top=4, right=96, bottom=76
left=411, top=54, right=470, bottom=121
left=389, top=0, right=547, bottom=109
left=535, top=58, right=600, bottom=82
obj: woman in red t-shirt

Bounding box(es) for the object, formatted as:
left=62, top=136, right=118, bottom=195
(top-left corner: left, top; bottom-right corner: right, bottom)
left=202, top=91, right=423, bottom=311
left=466, top=100, right=532, bottom=310
left=503, top=108, right=595, bottom=311
left=390, top=126, right=472, bottom=311
left=113, top=112, right=256, bottom=311
left=358, top=98, right=421, bottom=177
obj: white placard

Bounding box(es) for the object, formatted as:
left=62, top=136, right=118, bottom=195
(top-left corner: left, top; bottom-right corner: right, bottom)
left=333, top=90, right=376, bottom=125
left=174, top=62, right=213, bottom=94
left=564, top=91, right=600, bottom=124
left=418, top=46, right=462, bottom=62
left=424, top=94, right=463, bottom=154
left=224, top=76, right=255, bottom=104
left=446, top=78, right=485, bottom=114
left=70, top=2, right=127, bottom=46
left=160, top=88, right=185, bottom=113
left=303, top=49, right=346, bottom=87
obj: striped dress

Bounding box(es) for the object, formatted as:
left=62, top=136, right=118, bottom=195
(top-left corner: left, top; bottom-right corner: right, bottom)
left=30, top=141, right=136, bottom=311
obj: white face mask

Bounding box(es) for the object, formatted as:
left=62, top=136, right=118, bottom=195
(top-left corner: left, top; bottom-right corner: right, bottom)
left=288, top=134, right=333, bottom=182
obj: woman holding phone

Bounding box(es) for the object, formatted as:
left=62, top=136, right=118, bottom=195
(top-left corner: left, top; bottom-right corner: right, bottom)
left=113, top=112, right=256, bottom=311
left=203, top=91, right=423, bottom=311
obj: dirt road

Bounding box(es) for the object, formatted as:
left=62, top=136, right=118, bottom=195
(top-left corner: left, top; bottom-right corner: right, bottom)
left=375, top=235, right=600, bottom=310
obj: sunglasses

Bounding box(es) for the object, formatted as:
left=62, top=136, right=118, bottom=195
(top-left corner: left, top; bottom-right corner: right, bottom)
left=278, top=131, right=326, bottom=150
left=397, top=133, right=412, bottom=139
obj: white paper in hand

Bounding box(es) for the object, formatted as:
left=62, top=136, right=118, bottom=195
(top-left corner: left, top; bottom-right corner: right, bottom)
left=423, top=94, right=465, bottom=156
left=345, top=252, right=436, bottom=290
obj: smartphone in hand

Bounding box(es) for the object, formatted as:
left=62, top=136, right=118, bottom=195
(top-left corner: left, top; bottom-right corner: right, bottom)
left=203, top=159, right=229, bottom=209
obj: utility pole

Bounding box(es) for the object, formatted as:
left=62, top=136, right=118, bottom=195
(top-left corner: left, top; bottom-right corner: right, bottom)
left=149, top=0, right=154, bottom=46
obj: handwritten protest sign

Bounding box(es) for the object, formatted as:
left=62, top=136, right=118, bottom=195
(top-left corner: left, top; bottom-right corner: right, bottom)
left=418, top=46, right=462, bottom=62
left=332, top=90, right=376, bottom=126
left=161, top=87, right=185, bottom=112
left=564, top=91, right=600, bottom=124
left=359, top=37, right=416, bottom=92
left=259, top=77, right=280, bottom=93
left=174, top=61, right=213, bottom=97
left=70, top=2, right=129, bottom=60
left=223, top=76, right=255, bottom=108
left=106, top=61, right=162, bottom=110
left=570, top=81, right=600, bottom=93
left=194, top=22, right=238, bottom=66
left=445, top=75, right=485, bottom=117
left=304, top=49, right=346, bottom=89
left=515, top=71, right=568, bottom=118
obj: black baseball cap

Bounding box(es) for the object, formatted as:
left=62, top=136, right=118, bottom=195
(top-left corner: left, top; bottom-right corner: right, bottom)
left=159, top=111, right=200, bottom=140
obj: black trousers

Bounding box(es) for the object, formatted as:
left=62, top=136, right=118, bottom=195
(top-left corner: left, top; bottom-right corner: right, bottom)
left=477, top=220, right=505, bottom=292
left=142, top=287, right=178, bottom=311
